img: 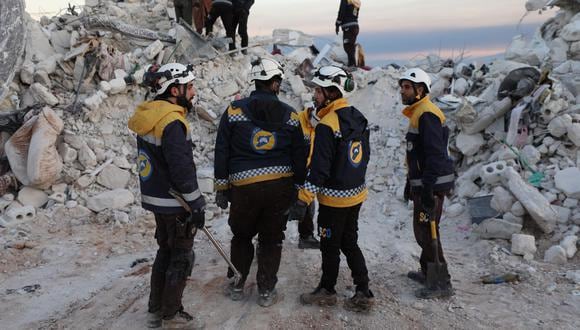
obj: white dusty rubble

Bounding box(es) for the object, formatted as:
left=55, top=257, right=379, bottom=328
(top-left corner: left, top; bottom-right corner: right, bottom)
left=0, top=0, right=580, bottom=329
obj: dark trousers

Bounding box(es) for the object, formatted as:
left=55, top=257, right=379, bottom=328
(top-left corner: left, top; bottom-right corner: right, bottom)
left=227, top=177, right=294, bottom=293
left=205, top=3, right=236, bottom=51
left=298, top=202, right=316, bottom=238
left=149, top=212, right=196, bottom=318
left=318, top=203, right=369, bottom=292
left=342, top=25, right=359, bottom=67
left=412, top=191, right=448, bottom=276
left=174, top=0, right=193, bottom=26
left=232, top=8, right=249, bottom=51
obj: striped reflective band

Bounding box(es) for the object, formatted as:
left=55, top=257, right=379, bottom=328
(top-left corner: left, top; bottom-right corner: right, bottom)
left=410, top=174, right=455, bottom=187
left=142, top=190, right=202, bottom=207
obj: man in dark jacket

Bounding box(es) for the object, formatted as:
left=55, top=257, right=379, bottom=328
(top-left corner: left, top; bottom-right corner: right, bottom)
left=205, top=0, right=236, bottom=51
left=336, top=0, right=360, bottom=67
left=128, top=63, right=206, bottom=329
left=294, top=66, right=374, bottom=313
left=232, top=0, right=254, bottom=54
left=214, top=57, right=307, bottom=307
left=399, top=68, right=455, bottom=299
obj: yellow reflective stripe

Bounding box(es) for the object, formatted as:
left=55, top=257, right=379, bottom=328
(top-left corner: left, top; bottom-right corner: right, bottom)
left=230, top=172, right=293, bottom=186
left=317, top=189, right=368, bottom=208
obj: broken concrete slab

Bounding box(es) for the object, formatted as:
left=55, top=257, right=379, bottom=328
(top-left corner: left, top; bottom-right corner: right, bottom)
left=504, top=167, right=557, bottom=233
left=86, top=189, right=135, bottom=212
left=96, top=165, right=131, bottom=190
left=555, top=167, right=580, bottom=198
left=544, top=245, right=568, bottom=264
left=561, top=235, right=578, bottom=258
left=475, top=218, right=522, bottom=240
left=17, top=187, right=48, bottom=208
left=456, top=133, right=485, bottom=156
left=511, top=233, right=537, bottom=256
left=490, top=186, right=515, bottom=213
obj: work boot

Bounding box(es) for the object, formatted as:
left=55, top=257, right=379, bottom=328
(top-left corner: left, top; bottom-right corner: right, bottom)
left=257, top=289, right=278, bottom=307
left=300, top=286, right=337, bottom=306
left=415, top=283, right=454, bottom=299
left=344, top=289, right=374, bottom=313
left=225, top=280, right=245, bottom=301
left=407, top=270, right=426, bottom=284
left=162, top=310, right=205, bottom=329
left=146, top=310, right=162, bottom=328
left=298, top=235, right=320, bottom=249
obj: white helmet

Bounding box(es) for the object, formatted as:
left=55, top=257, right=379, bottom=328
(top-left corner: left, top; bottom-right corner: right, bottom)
left=155, top=63, right=196, bottom=95
left=398, top=68, right=431, bottom=93
left=249, top=57, right=285, bottom=82
left=311, top=66, right=356, bottom=96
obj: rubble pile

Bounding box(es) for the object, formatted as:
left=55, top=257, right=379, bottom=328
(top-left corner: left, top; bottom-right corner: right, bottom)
left=0, top=1, right=372, bottom=243
left=403, top=0, right=580, bottom=264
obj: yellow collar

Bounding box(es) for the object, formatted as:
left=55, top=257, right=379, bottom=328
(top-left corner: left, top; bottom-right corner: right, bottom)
left=318, top=98, right=350, bottom=119
left=402, top=96, right=431, bottom=119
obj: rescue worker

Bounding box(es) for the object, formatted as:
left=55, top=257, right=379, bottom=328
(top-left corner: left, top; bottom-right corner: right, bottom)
left=335, top=0, right=361, bottom=68
left=293, top=66, right=374, bottom=312
left=292, top=105, right=321, bottom=249
left=205, top=0, right=236, bottom=51
left=192, top=0, right=212, bottom=34
left=173, top=0, right=193, bottom=26
left=232, top=0, right=254, bottom=54
left=128, top=63, right=206, bottom=328
left=213, top=57, right=307, bottom=307
left=399, top=68, right=455, bottom=299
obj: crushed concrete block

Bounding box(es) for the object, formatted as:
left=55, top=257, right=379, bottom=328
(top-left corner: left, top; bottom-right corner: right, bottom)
left=20, top=61, right=35, bottom=85
left=78, top=143, right=98, bottom=169
left=17, top=187, right=48, bottom=208
left=143, top=39, right=164, bottom=60
left=213, top=81, right=239, bottom=98
left=548, top=115, right=572, bottom=138
left=96, top=165, right=131, bottom=189
left=511, top=201, right=526, bottom=217
left=504, top=167, right=557, bottom=233
left=481, top=161, right=508, bottom=185
left=555, top=167, right=580, bottom=198
left=446, top=203, right=464, bottom=217
left=490, top=186, right=515, bottom=213
left=30, top=83, right=59, bottom=106
left=553, top=205, right=571, bottom=224
left=561, top=235, right=578, bottom=258
left=457, top=180, right=479, bottom=199
left=503, top=212, right=523, bottom=226
left=108, top=78, right=127, bottom=95
left=475, top=218, right=522, bottom=240
left=58, top=143, right=78, bottom=164
left=86, top=189, right=134, bottom=212
left=456, top=133, right=485, bottom=156
left=48, top=192, right=66, bottom=204
left=4, top=205, right=36, bottom=224
left=521, top=145, right=541, bottom=165
left=544, top=245, right=567, bottom=264
left=511, top=234, right=536, bottom=256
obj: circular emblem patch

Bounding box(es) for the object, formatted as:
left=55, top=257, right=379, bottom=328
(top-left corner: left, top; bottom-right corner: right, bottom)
left=251, top=128, right=276, bottom=154
left=348, top=140, right=363, bottom=168
left=407, top=141, right=414, bottom=151
left=138, top=150, right=153, bottom=181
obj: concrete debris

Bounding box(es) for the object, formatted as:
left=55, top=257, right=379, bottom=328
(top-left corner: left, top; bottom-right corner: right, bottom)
left=475, top=218, right=522, bottom=240
left=554, top=167, right=580, bottom=198
left=544, top=245, right=568, bottom=264
left=17, top=187, right=49, bottom=208
left=86, top=189, right=135, bottom=212
left=511, top=234, right=537, bottom=257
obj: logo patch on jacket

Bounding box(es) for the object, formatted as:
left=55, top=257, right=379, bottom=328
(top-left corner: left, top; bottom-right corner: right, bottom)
left=407, top=141, right=414, bottom=151
left=348, top=140, right=363, bottom=167
left=251, top=128, right=277, bottom=154
left=138, top=150, right=153, bottom=181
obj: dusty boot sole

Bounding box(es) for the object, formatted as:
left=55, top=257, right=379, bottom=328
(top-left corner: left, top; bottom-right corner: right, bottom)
left=299, top=293, right=337, bottom=306
left=407, top=271, right=426, bottom=284
left=414, top=287, right=454, bottom=299
left=343, top=299, right=373, bottom=313
left=257, top=291, right=280, bottom=308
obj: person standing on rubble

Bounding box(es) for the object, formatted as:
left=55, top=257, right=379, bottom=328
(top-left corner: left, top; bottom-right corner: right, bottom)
left=173, top=0, right=193, bottom=26
left=290, top=105, right=321, bottom=249
left=205, top=0, right=236, bottom=51
left=232, top=0, right=254, bottom=54
left=213, top=57, right=307, bottom=307
left=128, top=63, right=206, bottom=329
left=293, top=66, right=374, bottom=312
left=399, top=68, right=455, bottom=299
left=335, top=0, right=361, bottom=68
left=192, top=0, right=213, bottom=34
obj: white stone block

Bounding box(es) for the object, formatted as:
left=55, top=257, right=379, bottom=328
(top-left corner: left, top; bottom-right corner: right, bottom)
left=86, top=189, right=134, bottom=212
left=544, top=245, right=568, bottom=264
left=511, top=234, right=536, bottom=256
left=17, top=187, right=48, bottom=208
left=456, top=133, right=485, bottom=156
left=561, top=235, right=578, bottom=258
left=555, top=167, right=580, bottom=198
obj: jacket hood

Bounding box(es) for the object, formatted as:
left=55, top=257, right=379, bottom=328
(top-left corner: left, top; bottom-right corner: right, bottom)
left=128, top=100, right=187, bottom=135
left=233, top=90, right=291, bottom=131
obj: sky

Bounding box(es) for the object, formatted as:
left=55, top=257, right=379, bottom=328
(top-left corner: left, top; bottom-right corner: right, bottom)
left=25, top=0, right=556, bottom=65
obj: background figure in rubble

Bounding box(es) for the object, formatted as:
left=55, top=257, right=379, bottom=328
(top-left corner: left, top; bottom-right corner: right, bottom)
left=232, top=0, right=254, bottom=54
left=398, top=68, right=455, bottom=299
left=173, top=0, right=193, bottom=26
left=294, top=66, right=374, bottom=313
left=335, top=0, right=360, bottom=68
left=205, top=0, right=236, bottom=51
left=214, top=58, right=307, bottom=307
left=128, top=63, right=206, bottom=329
left=192, top=0, right=213, bottom=34
left=291, top=105, right=321, bottom=249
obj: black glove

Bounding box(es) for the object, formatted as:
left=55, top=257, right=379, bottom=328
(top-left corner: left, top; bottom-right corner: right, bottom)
left=288, top=200, right=307, bottom=221
left=335, top=23, right=340, bottom=35
left=420, top=186, right=435, bottom=211
left=216, top=190, right=229, bottom=209
left=189, top=209, right=205, bottom=229
left=404, top=180, right=411, bottom=203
